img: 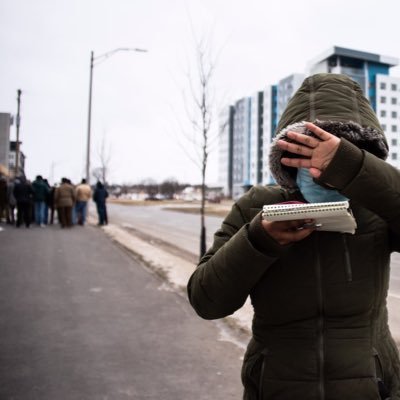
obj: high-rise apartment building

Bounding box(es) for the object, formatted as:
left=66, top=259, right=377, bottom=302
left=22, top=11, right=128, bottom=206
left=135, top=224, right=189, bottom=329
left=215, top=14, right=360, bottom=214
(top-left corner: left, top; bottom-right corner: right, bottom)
left=372, top=74, right=400, bottom=165
left=277, top=73, right=306, bottom=121
left=261, top=85, right=277, bottom=186
left=218, top=105, right=234, bottom=197
left=249, top=91, right=264, bottom=187
left=220, top=46, right=400, bottom=198
left=231, top=97, right=251, bottom=199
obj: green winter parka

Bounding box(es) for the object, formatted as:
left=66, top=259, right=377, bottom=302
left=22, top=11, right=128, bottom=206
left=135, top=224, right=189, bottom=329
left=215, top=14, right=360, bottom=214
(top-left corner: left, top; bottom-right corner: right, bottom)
left=187, top=74, right=400, bottom=400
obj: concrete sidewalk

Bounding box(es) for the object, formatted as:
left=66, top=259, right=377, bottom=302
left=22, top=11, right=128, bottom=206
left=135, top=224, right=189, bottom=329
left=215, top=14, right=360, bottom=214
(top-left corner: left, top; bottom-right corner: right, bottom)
left=0, top=224, right=245, bottom=400
left=102, top=223, right=254, bottom=337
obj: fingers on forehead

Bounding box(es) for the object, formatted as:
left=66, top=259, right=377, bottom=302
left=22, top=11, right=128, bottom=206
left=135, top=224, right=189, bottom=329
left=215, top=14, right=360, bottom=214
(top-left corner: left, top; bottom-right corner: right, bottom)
left=305, top=122, right=329, bottom=139
left=281, top=157, right=312, bottom=168
left=286, top=143, right=313, bottom=156
left=286, top=131, right=319, bottom=148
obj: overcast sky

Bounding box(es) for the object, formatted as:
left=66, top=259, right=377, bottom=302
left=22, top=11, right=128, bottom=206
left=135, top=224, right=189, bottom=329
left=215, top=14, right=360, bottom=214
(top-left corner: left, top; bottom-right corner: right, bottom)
left=1, top=0, right=400, bottom=185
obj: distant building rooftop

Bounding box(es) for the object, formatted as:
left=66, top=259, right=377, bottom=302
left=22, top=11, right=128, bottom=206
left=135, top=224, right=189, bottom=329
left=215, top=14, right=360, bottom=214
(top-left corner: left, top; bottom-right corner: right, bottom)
left=308, top=46, right=399, bottom=68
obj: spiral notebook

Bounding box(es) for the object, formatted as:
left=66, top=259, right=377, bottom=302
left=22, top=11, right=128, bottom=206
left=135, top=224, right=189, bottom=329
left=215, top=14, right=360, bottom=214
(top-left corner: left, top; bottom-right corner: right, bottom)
left=262, top=201, right=357, bottom=234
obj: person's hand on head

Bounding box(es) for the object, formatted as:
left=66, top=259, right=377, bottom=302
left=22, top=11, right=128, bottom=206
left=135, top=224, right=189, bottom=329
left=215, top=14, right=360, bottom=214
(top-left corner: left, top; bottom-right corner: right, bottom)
left=276, top=122, right=340, bottom=179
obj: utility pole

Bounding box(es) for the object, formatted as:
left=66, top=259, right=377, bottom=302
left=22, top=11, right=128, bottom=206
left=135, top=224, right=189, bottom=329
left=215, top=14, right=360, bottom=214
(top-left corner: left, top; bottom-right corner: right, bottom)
left=15, top=89, right=21, bottom=177
left=86, top=51, right=94, bottom=184
left=85, top=47, right=147, bottom=185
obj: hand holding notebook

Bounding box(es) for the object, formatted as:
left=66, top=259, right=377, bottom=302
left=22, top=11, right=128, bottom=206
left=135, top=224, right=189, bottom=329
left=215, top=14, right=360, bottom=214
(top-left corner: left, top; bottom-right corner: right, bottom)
left=262, top=201, right=357, bottom=234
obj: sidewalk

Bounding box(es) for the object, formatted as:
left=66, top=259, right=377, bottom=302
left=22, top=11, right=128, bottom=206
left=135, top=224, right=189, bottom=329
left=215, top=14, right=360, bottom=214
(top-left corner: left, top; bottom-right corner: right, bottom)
left=0, top=223, right=245, bottom=400
left=102, top=222, right=254, bottom=338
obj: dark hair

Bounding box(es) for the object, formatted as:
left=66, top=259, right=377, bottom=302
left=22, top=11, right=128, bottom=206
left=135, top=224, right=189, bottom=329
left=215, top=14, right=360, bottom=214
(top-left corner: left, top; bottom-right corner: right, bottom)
left=81, top=178, right=87, bottom=184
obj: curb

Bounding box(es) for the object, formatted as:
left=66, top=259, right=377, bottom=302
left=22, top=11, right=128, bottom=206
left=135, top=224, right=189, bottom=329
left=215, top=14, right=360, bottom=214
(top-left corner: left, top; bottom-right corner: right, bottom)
left=95, top=222, right=253, bottom=347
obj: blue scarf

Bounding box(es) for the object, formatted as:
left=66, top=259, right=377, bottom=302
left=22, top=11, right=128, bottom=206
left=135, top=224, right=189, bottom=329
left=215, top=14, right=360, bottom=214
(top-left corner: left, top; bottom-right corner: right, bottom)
left=296, top=168, right=348, bottom=203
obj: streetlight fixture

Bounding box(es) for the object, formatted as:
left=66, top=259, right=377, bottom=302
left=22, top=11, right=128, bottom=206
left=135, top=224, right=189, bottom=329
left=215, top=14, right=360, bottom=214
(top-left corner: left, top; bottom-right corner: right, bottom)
left=85, top=47, right=147, bottom=184
left=15, top=89, right=22, bottom=177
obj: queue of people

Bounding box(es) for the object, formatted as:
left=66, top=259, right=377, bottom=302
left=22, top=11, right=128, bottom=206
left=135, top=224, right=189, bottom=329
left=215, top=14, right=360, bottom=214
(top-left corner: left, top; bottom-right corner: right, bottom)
left=0, top=175, right=108, bottom=228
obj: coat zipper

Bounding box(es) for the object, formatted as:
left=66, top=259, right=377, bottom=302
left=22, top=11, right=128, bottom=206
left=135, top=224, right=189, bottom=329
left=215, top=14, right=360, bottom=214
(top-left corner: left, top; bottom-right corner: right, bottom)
left=342, top=234, right=353, bottom=282
left=373, top=348, right=391, bottom=399
left=315, top=234, right=325, bottom=400
left=372, top=347, right=384, bottom=381
left=258, top=348, right=269, bottom=399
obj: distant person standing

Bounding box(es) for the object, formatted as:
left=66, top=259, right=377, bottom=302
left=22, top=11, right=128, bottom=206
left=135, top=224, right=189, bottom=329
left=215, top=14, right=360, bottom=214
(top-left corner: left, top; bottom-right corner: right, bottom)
left=75, top=178, right=92, bottom=225
left=47, top=184, right=56, bottom=224
left=32, top=175, right=49, bottom=227
left=13, top=176, right=34, bottom=228
left=93, top=181, right=108, bottom=226
left=0, top=177, right=7, bottom=223
left=6, top=179, right=16, bottom=224
left=55, top=178, right=75, bottom=228
left=43, top=179, right=51, bottom=224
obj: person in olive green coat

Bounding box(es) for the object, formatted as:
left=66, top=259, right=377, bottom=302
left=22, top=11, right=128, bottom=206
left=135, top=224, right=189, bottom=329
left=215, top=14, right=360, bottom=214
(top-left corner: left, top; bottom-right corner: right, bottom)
left=187, top=73, right=400, bottom=400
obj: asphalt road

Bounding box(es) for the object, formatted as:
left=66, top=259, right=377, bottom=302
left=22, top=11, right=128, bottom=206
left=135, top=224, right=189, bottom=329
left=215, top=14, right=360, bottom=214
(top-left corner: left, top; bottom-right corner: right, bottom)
left=103, top=203, right=222, bottom=258
left=106, top=202, right=400, bottom=285
left=105, top=202, right=400, bottom=339
left=0, top=224, right=244, bottom=400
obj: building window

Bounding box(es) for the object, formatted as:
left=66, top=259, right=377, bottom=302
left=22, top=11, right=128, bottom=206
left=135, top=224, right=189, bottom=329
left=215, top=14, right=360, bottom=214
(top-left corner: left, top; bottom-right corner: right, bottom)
left=392, top=125, right=398, bottom=132
left=392, top=153, right=398, bottom=161
left=381, top=96, right=386, bottom=103
left=381, top=110, right=386, bottom=117
left=391, top=83, right=398, bottom=91
left=392, top=138, right=398, bottom=146
left=382, top=124, right=387, bottom=131
left=380, top=82, right=386, bottom=90
left=392, top=111, right=398, bottom=118
left=392, top=98, right=398, bottom=105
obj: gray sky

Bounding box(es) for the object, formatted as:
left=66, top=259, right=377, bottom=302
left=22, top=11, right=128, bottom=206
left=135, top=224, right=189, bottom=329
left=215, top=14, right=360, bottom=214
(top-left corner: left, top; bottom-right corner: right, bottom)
left=1, top=0, right=400, bottom=185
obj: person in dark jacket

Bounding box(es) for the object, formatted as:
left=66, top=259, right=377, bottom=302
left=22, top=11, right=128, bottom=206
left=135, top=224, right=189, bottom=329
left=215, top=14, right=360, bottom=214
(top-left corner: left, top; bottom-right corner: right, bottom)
left=93, top=181, right=108, bottom=225
left=32, top=175, right=49, bottom=226
left=187, top=74, right=400, bottom=400
left=13, top=176, right=34, bottom=228
left=6, top=179, right=16, bottom=224
left=47, top=184, right=56, bottom=224
left=0, top=177, right=7, bottom=223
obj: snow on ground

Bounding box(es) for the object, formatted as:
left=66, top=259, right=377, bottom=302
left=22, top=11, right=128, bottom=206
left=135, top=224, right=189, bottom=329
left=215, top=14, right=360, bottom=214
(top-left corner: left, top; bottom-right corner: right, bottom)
left=102, top=223, right=253, bottom=347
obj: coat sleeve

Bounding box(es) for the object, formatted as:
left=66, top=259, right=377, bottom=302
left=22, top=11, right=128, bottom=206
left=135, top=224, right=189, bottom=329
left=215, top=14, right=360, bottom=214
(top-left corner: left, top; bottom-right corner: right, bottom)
left=318, top=139, right=400, bottom=251
left=187, top=188, right=288, bottom=320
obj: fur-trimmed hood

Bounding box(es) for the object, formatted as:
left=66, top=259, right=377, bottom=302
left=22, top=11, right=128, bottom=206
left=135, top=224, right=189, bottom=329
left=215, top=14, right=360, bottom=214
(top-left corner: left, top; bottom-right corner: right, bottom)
left=269, top=74, right=388, bottom=190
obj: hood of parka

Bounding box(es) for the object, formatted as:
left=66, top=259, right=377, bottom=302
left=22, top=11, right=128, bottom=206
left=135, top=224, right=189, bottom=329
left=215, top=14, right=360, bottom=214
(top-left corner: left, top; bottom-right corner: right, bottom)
left=269, top=73, right=389, bottom=190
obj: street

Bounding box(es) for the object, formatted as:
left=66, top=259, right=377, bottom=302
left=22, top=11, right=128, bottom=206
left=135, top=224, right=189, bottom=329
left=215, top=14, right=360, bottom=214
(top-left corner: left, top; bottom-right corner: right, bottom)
left=103, top=203, right=222, bottom=257
left=0, top=225, right=243, bottom=400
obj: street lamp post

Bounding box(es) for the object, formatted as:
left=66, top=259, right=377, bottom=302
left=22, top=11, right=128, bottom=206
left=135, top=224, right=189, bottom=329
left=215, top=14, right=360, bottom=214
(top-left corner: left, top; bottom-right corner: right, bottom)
left=15, top=89, right=22, bottom=177
left=85, top=48, right=147, bottom=184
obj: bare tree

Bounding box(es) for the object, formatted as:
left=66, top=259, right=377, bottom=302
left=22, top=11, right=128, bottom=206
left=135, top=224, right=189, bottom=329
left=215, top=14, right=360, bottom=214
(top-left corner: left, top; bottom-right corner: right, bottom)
left=183, top=36, right=220, bottom=258
left=92, top=167, right=103, bottom=183
left=139, top=178, right=159, bottom=199
left=93, top=133, right=112, bottom=185
left=160, top=178, right=180, bottom=200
